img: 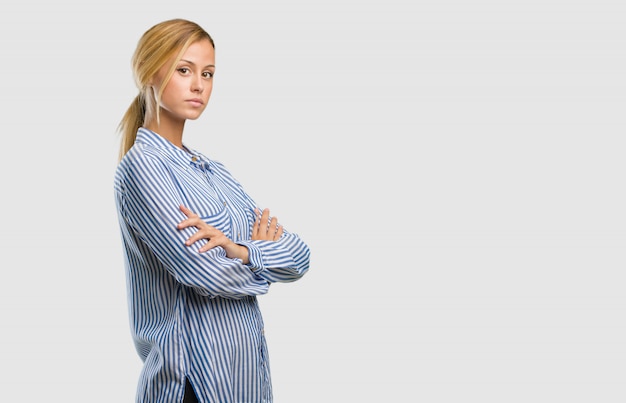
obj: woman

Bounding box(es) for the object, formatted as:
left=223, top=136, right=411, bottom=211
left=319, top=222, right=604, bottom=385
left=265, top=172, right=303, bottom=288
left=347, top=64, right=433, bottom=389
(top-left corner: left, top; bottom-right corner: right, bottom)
left=113, top=18, right=310, bottom=403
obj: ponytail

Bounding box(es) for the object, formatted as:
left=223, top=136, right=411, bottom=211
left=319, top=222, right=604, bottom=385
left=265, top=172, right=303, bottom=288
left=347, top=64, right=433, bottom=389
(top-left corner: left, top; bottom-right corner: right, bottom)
left=117, top=94, right=145, bottom=161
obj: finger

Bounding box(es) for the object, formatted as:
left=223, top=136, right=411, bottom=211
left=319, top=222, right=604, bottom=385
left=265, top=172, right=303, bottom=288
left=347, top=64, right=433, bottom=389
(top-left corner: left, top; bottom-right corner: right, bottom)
left=185, top=231, right=209, bottom=246
left=257, top=209, right=272, bottom=237
left=179, top=205, right=197, bottom=218
left=177, top=216, right=201, bottom=230
left=274, top=225, right=284, bottom=241
left=198, top=240, right=215, bottom=253
left=200, top=232, right=228, bottom=252
left=177, top=219, right=192, bottom=230
left=260, top=208, right=270, bottom=227
left=269, top=216, right=279, bottom=231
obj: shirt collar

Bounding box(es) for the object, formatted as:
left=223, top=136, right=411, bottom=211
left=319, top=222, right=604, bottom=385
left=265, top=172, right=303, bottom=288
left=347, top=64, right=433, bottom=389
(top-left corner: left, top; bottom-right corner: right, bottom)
left=136, top=127, right=213, bottom=172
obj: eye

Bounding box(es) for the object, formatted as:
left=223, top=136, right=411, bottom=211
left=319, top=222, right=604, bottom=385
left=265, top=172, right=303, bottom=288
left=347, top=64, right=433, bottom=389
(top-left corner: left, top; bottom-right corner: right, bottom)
left=202, top=71, right=214, bottom=79
left=177, top=67, right=191, bottom=75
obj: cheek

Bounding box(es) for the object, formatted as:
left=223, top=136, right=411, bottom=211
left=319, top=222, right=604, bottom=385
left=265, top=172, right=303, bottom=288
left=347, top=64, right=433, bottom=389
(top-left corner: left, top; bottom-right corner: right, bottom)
left=205, top=82, right=214, bottom=98
left=159, top=83, right=173, bottom=99
left=160, top=81, right=185, bottom=104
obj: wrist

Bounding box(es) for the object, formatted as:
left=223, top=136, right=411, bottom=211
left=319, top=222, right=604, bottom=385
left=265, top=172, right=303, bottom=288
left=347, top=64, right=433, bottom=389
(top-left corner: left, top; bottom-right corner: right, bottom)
left=224, top=241, right=249, bottom=264
left=239, top=244, right=250, bottom=265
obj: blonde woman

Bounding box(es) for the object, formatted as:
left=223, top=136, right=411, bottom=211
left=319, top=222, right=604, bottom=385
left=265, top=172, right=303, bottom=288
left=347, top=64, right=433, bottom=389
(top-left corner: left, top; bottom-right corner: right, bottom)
left=114, top=19, right=310, bottom=403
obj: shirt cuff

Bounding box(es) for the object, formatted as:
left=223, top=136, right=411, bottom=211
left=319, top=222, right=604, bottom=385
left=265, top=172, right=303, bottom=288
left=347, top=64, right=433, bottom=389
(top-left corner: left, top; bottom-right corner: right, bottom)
left=238, top=241, right=264, bottom=274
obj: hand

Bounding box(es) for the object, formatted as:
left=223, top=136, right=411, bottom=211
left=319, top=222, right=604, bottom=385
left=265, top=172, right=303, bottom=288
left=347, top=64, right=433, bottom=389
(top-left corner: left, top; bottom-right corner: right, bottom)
left=177, top=205, right=248, bottom=261
left=252, top=208, right=283, bottom=241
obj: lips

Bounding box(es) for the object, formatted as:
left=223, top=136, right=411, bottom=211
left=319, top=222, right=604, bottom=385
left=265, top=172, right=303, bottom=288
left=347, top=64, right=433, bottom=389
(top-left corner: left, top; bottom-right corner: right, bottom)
left=186, top=98, right=204, bottom=107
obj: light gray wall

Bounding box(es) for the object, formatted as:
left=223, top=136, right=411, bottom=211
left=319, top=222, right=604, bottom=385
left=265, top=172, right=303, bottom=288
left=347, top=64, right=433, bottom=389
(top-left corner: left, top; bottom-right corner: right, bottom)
left=0, top=1, right=624, bottom=402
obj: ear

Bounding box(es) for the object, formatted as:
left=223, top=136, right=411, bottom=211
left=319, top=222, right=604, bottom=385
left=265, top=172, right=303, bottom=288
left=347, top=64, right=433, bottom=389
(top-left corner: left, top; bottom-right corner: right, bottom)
left=147, top=73, right=157, bottom=87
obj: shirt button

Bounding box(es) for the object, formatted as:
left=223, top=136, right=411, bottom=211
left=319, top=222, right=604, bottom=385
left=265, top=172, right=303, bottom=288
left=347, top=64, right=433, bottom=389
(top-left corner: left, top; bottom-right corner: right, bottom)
left=192, top=156, right=198, bottom=162
left=223, top=201, right=227, bottom=206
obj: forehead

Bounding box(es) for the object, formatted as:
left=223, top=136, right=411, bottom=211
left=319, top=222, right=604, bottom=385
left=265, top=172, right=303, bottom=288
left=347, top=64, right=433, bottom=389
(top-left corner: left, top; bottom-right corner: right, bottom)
left=179, top=39, right=215, bottom=65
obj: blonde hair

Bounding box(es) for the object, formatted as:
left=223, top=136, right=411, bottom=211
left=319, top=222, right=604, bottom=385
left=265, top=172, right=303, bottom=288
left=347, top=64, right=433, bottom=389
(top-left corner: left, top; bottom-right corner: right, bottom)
left=117, top=19, right=214, bottom=161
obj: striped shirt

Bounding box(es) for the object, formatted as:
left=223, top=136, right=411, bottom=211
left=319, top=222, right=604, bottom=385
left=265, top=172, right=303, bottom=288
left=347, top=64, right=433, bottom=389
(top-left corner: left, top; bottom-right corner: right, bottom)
left=114, top=128, right=310, bottom=403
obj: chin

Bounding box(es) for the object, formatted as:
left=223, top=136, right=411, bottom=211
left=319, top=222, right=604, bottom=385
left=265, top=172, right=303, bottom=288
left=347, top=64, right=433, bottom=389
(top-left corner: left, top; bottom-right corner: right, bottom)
left=186, top=112, right=205, bottom=120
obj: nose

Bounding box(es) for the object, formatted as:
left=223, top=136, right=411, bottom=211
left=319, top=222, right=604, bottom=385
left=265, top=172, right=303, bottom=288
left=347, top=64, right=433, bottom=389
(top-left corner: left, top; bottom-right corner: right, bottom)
left=191, top=75, right=204, bottom=93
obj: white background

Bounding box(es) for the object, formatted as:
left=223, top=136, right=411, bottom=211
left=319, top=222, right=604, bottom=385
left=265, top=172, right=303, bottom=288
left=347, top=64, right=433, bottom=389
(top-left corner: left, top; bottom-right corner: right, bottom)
left=0, top=0, right=624, bottom=402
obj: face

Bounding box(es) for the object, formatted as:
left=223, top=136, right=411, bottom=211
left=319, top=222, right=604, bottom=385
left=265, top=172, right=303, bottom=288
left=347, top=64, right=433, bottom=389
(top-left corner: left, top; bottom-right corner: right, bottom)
left=152, top=38, right=215, bottom=124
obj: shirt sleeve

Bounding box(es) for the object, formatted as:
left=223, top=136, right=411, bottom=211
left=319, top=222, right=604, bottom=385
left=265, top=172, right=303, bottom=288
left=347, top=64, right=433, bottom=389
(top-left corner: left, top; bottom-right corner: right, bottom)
left=117, top=151, right=270, bottom=299
left=238, top=231, right=310, bottom=283
left=206, top=160, right=311, bottom=284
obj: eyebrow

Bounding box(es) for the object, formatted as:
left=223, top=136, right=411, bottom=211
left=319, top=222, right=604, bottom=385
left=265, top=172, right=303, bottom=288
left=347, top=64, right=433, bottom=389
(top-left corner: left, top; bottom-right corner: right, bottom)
left=180, top=59, right=215, bottom=68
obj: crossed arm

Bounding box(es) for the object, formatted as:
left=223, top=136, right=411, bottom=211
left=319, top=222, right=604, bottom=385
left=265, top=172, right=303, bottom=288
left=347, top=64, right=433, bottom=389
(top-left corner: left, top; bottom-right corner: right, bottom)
left=177, top=205, right=283, bottom=265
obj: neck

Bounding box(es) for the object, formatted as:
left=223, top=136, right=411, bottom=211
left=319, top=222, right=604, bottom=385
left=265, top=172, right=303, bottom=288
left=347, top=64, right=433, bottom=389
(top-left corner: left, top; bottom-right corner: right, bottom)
left=145, top=114, right=186, bottom=148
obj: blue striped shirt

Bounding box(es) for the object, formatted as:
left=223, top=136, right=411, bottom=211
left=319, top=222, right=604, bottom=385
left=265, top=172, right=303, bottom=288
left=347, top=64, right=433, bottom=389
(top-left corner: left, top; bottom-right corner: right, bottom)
left=114, top=128, right=310, bottom=403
